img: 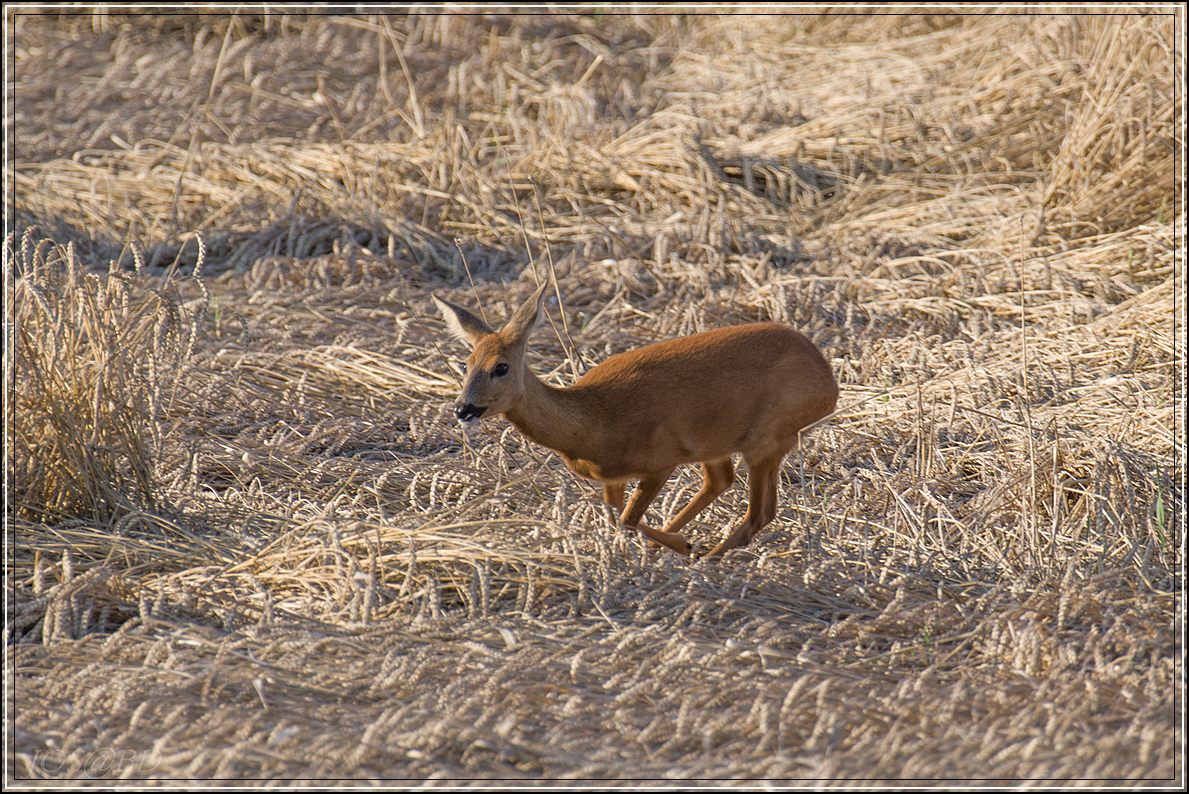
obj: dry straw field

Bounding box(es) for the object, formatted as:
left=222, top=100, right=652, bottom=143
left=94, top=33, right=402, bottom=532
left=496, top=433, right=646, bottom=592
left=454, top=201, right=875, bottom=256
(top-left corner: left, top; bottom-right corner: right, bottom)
left=5, top=8, right=1184, bottom=784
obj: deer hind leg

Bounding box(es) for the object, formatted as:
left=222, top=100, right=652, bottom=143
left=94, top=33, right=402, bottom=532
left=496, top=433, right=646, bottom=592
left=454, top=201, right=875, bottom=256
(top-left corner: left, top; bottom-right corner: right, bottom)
left=659, top=457, right=735, bottom=537
left=705, top=453, right=784, bottom=557
left=617, top=468, right=691, bottom=556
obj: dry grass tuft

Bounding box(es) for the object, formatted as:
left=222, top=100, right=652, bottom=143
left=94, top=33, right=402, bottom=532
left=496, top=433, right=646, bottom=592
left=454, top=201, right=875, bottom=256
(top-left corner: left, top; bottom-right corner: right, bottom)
left=7, top=229, right=206, bottom=526
left=6, top=8, right=1183, bottom=783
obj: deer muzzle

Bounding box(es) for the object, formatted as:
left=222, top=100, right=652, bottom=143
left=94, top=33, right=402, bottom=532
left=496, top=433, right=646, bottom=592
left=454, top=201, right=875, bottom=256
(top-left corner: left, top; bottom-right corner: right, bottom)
left=454, top=403, right=486, bottom=424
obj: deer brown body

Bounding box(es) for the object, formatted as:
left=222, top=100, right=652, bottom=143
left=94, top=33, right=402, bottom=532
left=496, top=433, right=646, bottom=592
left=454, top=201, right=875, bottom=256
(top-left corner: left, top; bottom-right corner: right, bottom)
left=434, top=283, right=838, bottom=557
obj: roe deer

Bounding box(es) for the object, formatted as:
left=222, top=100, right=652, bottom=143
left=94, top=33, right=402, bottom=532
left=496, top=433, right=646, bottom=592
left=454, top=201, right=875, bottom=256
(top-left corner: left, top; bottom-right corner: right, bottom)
left=433, top=283, right=838, bottom=558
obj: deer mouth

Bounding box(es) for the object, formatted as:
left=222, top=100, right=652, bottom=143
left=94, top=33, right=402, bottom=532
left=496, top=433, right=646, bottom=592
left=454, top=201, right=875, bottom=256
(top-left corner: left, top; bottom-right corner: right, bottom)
left=454, top=403, right=487, bottom=424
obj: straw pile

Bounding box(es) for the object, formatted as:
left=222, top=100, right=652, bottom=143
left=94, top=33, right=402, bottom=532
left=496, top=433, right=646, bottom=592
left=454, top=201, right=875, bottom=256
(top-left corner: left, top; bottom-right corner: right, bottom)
left=7, top=9, right=1182, bottom=784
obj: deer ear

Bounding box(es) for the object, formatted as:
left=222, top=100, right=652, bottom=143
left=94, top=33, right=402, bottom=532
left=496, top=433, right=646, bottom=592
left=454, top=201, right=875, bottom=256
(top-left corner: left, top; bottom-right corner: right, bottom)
left=433, top=295, right=493, bottom=345
left=502, top=282, right=549, bottom=345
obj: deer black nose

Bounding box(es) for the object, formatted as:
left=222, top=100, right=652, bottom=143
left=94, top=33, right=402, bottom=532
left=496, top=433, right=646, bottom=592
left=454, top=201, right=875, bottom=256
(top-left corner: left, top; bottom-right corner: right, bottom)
left=454, top=403, right=486, bottom=423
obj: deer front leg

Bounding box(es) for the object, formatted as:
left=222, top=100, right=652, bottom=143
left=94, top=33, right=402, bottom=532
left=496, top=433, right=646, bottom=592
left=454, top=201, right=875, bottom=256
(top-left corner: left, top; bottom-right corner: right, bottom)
left=659, top=457, right=735, bottom=537
left=616, top=470, right=691, bottom=556
left=603, top=482, right=625, bottom=512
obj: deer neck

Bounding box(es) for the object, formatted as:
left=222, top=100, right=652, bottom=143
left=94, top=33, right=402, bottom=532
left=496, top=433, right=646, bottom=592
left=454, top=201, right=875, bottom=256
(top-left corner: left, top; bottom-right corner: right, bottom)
left=502, top=368, right=594, bottom=459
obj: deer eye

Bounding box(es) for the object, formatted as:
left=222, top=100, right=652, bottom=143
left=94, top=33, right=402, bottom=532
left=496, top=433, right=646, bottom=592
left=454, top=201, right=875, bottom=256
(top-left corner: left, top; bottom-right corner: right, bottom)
left=493, top=363, right=509, bottom=377
left=459, top=362, right=467, bottom=375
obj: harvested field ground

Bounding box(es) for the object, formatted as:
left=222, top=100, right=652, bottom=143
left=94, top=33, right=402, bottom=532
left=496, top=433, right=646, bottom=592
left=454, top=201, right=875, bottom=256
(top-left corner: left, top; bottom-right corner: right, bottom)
left=5, top=8, right=1185, bottom=785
